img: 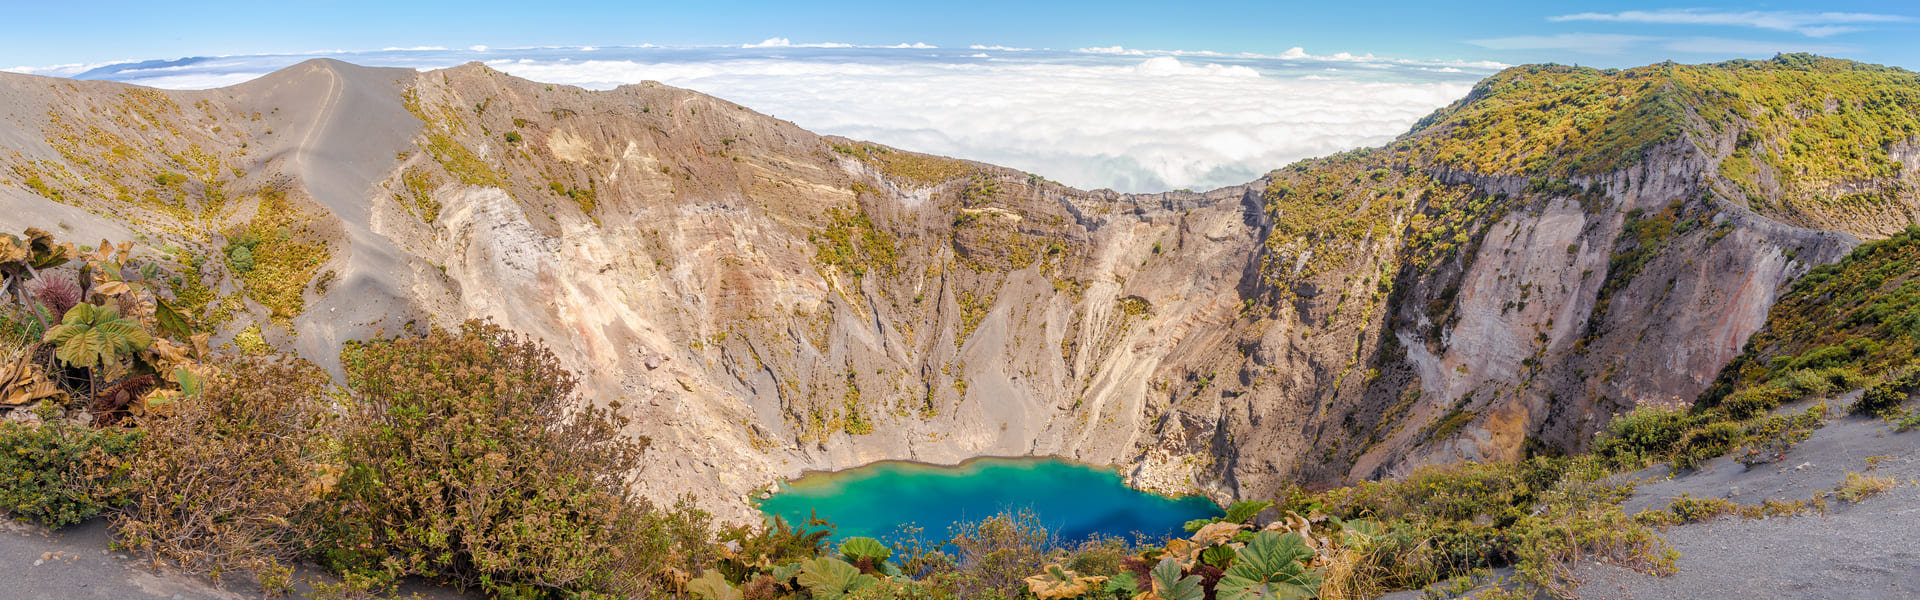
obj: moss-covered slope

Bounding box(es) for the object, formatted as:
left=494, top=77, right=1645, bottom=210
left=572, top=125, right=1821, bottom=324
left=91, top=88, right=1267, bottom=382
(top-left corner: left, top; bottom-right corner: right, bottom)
left=1402, top=54, right=1920, bottom=237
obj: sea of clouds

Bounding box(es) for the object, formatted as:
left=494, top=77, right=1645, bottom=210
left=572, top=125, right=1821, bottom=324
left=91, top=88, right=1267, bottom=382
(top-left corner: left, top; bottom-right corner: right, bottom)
left=10, top=43, right=1499, bottom=193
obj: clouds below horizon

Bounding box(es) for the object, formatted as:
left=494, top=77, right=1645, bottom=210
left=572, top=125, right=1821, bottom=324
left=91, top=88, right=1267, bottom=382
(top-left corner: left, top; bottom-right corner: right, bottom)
left=492, top=54, right=1478, bottom=192
left=6, top=46, right=1487, bottom=193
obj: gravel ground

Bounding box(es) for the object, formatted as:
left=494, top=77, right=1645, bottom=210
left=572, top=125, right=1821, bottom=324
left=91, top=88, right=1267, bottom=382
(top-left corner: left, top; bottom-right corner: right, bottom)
left=1, top=518, right=244, bottom=600
left=0, top=516, right=477, bottom=600
left=1571, top=410, right=1920, bottom=600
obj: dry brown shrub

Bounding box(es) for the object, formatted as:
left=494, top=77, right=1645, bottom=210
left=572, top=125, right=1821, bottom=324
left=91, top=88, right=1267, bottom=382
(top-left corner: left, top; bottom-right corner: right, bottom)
left=319, top=320, right=662, bottom=598
left=113, top=356, right=333, bottom=591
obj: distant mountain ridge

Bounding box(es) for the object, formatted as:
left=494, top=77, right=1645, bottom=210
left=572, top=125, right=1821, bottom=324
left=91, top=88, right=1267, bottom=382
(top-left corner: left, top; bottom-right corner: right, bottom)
left=0, top=54, right=1911, bottom=518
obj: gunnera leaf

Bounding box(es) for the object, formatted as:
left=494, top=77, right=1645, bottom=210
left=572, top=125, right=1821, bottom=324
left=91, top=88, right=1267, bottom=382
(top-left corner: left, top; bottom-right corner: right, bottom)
left=1150, top=557, right=1206, bottom=600
left=838, top=536, right=892, bottom=563
left=689, top=571, right=744, bottom=600
left=1217, top=531, right=1321, bottom=600
left=797, top=556, right=876, bottom=600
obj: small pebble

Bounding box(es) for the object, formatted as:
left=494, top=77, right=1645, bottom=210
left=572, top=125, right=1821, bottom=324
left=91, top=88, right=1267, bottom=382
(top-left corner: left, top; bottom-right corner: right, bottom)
left=32, top=559, right=43, bottom=566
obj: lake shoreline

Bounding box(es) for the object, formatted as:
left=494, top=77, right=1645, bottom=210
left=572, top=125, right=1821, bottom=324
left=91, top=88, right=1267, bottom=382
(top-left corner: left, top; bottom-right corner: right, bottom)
left=760, top=454, right=1215, bottom=505
left=755, top=456, right=1225, bottom=544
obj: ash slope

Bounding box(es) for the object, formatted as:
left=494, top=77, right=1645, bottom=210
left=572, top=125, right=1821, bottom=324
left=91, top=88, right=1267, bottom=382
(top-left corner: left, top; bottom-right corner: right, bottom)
left=0, top=55, right=1914, bottom=519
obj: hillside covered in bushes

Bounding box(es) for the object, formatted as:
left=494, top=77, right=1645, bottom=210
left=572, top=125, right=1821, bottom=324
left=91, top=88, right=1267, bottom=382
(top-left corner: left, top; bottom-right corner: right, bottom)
left=0, top=52, right=1918, bottom=598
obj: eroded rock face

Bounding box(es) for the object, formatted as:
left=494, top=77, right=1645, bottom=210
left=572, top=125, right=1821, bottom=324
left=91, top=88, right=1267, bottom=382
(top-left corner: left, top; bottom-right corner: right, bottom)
left=0, top=59, right=1907, bottom=520
left=1347, top=153, right=1853, bottom=484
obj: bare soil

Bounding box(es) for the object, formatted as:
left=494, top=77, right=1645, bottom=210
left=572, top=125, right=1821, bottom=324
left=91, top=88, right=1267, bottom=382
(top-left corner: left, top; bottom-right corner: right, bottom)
left=1571, top=405, right=1920, bottom=600
left=0, top=516, right=476, bottom=600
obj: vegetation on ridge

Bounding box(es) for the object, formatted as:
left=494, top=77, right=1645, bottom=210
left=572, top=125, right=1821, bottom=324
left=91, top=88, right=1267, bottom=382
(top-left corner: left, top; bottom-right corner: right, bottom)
left=1399, top=54, right=1920, bottom=234
left=831, top=143, right=976, bottom=187
left=1701, top=225, right=1920, bottom=420
left=1404, top=54, right=1920, bottom=181
left=3, top=51, right=1918, bottom=599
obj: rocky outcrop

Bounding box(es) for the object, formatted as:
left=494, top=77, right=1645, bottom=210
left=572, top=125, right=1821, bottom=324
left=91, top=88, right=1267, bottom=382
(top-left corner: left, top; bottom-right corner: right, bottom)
left=0, top=58, right=1912, bottom=520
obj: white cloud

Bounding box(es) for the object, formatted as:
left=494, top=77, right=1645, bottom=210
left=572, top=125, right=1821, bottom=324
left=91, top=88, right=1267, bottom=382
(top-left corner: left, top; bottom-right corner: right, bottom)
left=119, top=72, right=272, bottom=88
left=970, top=45, right=1031, bottom=51
left=1076, top=46, right=1147, bottom=56
left=39, top=45, right=1488, bottom=193
left=487, top=55, right=1472, bottom=193
left=1550, top=9, right=1911, bottom=38
left=743, top=38, right=855, bottom=49
left=2, top=62, right=101, bottom=77
left=1467, top=33, right=1656, bottom=54
left=381, top=46, right=447, bottom=52
left=884, top=42, right=936, bottom=49
left=469, top=45, right=488, bottom=52
left=1277, top=47, right=1309, bottom=59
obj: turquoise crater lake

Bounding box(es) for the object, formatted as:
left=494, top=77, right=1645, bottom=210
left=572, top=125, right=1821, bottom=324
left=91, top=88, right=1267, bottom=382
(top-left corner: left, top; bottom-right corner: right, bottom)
left=756, top=457, right=1223, bottom=544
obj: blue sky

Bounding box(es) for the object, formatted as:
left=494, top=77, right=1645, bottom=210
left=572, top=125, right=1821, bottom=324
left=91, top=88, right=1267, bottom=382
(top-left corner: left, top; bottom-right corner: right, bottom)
left=4, top=1, right=1917, bottom=69
left=4, top=2, right=1917, bottom=193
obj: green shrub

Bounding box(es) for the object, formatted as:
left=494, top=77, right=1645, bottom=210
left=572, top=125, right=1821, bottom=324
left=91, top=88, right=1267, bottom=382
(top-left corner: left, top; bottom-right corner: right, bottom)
left=321, top=320, right=659, bottom=598
left=1718, top=383, right=1799, bottom=420
left=1854, top=365, right=1919, bottom=416
left=1892, top=410, right=1920, bottom=432
left=0, top=404, right=141, bottom=528
left=1316, top=459, right=1561, bottom=526
left=1592, top=404, right=1701, bottom=467
left=226, top=245, right=254, bottom=274
left=1648, top=495, right=1738, bottom=524
left=1672, top=422, right=1745, bottom=470
left=1736, top=408, right=1823, bottom=467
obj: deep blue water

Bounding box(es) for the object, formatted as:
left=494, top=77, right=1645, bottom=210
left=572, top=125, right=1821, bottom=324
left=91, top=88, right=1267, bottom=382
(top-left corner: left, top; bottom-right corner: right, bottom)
left=756, top=457, right=1222, bottom=545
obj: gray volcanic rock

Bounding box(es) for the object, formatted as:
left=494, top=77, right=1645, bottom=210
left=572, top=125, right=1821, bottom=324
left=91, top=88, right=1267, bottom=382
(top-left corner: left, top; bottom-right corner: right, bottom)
left=0, top=58, right=1911, bottom=520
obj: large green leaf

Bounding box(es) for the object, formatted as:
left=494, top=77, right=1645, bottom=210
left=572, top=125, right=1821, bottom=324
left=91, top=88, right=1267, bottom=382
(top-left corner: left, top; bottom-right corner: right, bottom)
left=1223, top=501, right=1273, bottom=524
left=797, top=556, right=876, bottom=600
left=1187, top=500, right=1274, bottom=533
left=688, top=571, right=743, bottom=600
left=1236, top=531, right=1315, bottom=574
left=1201, top=544, right=1238, bottom=569
left=838, top=536, right=892, bottom=563
left=1217, top=531, right=1321, bottom=600
left=46, top=324, right=106, bottom=369
left=43, top=303, right=150, bottom=369
left=1150, top=557, right=1206, bottom=600
left=96, top=318, right=152, bottom=353
left=771, top=561, right=805, bottom=584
